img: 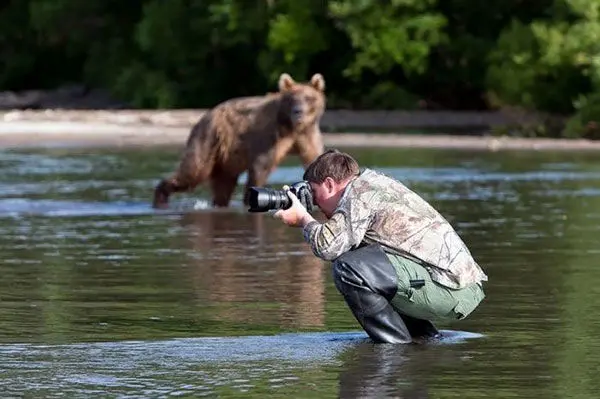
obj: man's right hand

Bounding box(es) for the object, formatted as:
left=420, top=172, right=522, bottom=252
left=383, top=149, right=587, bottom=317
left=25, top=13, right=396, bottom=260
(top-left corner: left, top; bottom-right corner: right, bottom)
left=273, top=189, right=315, bottom=228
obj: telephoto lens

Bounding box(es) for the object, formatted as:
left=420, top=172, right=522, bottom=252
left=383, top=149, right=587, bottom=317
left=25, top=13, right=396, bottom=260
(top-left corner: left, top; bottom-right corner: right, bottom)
left=247, top=187, right=291, bottom=212
left=247, top=181, right=313, bottom=213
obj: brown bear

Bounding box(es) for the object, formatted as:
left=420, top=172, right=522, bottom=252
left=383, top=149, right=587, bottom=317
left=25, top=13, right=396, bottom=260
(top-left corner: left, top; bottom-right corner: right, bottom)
left=152, top=73, right=326, bottom=209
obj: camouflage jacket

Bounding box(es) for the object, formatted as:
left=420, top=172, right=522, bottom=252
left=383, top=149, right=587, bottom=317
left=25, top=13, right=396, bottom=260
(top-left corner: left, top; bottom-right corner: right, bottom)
left=303, top=169, right=488, bottom=289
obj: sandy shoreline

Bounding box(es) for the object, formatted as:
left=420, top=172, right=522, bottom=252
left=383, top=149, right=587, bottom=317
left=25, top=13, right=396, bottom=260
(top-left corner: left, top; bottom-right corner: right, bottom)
left=1, top=109, right=599, bottom=151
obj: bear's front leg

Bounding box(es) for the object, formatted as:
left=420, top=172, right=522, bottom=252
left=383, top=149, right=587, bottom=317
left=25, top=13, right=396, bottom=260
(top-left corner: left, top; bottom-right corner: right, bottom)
left=294, top=131, right=324, bottom=168
left=244, top=159, right=273, bottom=205
left=153, top=178, right=179, bottom=209
left=210, top=172, right=240, bottom=207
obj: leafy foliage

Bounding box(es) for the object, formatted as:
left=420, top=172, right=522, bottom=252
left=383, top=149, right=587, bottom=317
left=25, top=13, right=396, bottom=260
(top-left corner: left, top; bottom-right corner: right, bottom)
left=5, top=0, right=600, bottom=137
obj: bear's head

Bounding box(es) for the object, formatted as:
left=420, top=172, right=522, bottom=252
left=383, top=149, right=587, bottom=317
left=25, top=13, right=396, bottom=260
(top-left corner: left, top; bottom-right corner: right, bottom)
left=277, top=73, right=326, bottom=130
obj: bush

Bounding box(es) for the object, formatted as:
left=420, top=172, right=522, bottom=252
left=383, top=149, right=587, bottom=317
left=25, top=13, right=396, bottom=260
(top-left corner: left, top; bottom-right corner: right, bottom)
left=564, top=93, right=600, bottom=140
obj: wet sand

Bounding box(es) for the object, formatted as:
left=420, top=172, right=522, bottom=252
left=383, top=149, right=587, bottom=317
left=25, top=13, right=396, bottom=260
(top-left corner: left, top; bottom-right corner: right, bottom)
left=1, top=109, right=599, bottom=151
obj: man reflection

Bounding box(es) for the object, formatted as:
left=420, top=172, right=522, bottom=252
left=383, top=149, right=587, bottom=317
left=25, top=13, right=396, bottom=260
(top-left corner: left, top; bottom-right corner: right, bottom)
left=179, top=211, right=326, bottom=329
left=337, top=343, right=433, bottom=399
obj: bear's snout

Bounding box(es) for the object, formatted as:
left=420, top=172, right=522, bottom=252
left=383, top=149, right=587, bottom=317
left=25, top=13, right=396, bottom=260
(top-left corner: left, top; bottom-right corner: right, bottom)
left=291, top=104, right=304, bottom=122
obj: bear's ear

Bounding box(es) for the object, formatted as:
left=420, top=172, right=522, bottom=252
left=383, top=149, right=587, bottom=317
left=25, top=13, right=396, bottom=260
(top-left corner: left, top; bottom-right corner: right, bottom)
left=278, top=73, right=295, bottom=92
left=310, top=73, right=325, bottom=92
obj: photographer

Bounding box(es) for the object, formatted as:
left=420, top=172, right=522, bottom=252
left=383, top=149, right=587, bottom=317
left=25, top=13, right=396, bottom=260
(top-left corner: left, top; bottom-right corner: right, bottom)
left=273, top=149, right=487, bottom=344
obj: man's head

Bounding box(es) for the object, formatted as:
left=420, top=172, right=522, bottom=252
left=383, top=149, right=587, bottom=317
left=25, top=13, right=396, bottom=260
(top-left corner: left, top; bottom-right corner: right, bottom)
left=303, top=149, right=360, bottom=217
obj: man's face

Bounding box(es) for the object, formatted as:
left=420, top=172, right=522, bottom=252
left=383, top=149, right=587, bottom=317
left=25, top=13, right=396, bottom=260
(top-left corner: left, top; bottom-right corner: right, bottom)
left=309, top=177, right=342, bottom=218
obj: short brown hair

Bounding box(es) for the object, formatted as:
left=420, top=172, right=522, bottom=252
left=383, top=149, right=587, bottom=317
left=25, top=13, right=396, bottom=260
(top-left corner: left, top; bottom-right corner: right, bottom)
left=303, top=149, right=360, bottom=183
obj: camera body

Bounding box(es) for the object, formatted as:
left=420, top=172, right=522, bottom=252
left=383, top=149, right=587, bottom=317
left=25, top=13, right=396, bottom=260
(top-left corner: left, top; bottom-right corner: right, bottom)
left=247, top=181, right=314, bottom=213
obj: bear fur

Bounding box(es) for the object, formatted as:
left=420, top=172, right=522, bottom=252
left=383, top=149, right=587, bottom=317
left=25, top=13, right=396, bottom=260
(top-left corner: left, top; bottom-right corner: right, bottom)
left=153, top=73, right=326, bottom=208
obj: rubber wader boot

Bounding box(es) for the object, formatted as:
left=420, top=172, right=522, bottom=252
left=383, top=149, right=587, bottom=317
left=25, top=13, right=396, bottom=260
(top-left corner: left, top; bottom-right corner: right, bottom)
left=400, top=313, right=440, bottom=341
left=332, top=244, right=415, bottom=344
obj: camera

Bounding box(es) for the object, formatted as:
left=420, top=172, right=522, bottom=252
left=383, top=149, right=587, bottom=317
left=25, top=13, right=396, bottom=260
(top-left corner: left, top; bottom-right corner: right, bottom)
left=247, top=181, right=314, bottom=213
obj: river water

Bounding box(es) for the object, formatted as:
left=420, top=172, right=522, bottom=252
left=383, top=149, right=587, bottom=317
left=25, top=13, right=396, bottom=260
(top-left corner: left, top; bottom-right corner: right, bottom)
left=0, top=145, right=599, bottom=398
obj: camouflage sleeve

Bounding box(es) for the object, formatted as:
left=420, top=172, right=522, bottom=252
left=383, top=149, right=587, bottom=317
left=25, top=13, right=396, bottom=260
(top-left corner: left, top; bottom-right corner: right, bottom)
left=302, top=208, right=371, bottom=261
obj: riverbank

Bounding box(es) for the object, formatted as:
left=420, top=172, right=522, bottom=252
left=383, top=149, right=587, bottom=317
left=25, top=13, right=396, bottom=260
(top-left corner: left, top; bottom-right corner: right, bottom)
left=1, top=109, right=599, bottom=151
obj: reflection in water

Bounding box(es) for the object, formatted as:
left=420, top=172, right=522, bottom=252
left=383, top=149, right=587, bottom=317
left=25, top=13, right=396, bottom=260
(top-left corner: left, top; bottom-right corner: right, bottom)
left=339, top=343, right=429, bottom=398
left=180, top=211, right=327, bottom=329
left=0, top=330, right=481, bottom=398
left=337, top=330, right=483, bottom=399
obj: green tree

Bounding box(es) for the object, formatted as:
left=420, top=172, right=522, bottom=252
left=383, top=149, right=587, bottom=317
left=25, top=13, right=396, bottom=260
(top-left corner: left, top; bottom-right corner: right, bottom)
left=420, top=0, right=554, bottom=109
left=0, top=0, right=44, bottom=90
left=486, top=0, right=600, bottom=114
left=5, top=0, right=600, bottom=134
left=329, top=0, right=447, bottom=78
left=131, top=0, right=273, bottom=107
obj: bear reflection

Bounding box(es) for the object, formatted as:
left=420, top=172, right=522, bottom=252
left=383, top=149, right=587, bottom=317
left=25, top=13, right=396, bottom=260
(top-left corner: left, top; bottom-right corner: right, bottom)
left=180, top=210, right=326, bottom=329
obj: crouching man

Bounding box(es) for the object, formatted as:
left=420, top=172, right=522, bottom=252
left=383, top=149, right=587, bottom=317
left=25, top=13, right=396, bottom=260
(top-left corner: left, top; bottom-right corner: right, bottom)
left=274, top=149, right=488, bottom=344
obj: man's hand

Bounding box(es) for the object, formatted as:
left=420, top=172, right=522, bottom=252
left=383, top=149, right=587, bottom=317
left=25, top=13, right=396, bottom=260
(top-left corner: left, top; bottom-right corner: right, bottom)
left=273, top=187, right=315, bottom=227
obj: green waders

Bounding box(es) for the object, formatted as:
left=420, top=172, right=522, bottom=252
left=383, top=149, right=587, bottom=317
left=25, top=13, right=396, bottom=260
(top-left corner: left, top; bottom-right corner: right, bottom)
left=386, top=253, right=485, bottom=323
left=332, top=244, right=485, bottom=344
